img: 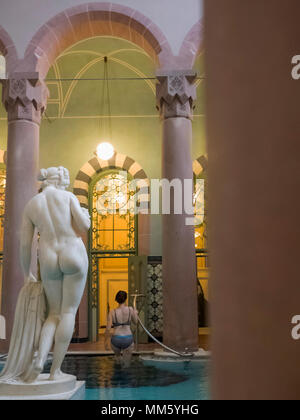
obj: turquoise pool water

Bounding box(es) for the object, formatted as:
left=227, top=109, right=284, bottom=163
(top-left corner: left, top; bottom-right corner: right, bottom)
left=0, top=355, right=210, bottom=400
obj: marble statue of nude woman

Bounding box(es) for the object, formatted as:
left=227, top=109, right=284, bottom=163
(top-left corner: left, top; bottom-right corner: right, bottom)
left=0, top=166, right=90, bottom=384
left=24, top=166, right=90, bottom=381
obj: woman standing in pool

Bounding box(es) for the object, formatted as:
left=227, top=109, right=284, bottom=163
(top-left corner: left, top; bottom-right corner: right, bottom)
left=105, top=291, right=138, bottom=367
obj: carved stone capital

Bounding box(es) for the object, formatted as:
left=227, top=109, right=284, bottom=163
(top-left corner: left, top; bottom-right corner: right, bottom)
left=1, top=72, right=49, bottom=124
left=156, top=70, right=197, bottom=120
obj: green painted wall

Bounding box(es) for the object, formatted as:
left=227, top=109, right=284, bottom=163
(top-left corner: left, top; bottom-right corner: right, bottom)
left=0, top=37, right=206, bottom=256
left=0, top=121, right=7, bottom=152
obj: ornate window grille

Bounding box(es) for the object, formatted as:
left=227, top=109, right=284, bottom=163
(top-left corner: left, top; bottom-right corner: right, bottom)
left=194, top=174, right=208, bottom=269
left=91, top=171, right=137, bottom=253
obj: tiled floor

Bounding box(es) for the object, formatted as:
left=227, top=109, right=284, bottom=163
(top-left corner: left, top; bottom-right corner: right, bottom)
left=69, top=334, right=210, bottom=353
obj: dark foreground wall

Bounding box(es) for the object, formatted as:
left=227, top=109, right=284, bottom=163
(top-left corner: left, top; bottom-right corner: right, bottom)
left=205, top=0, right=300, bottom=400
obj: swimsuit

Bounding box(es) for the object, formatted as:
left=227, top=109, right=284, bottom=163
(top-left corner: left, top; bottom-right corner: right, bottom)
left=111, top=308, right=133, bottom=350
left=111, top=335, right=134, bottom=350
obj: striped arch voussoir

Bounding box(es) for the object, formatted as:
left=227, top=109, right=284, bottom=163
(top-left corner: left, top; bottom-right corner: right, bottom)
left=193, top=155, right=207, bottom=177
left=73, top=152, right=150, bottom=212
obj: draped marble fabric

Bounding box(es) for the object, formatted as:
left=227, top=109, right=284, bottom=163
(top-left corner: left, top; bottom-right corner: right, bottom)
left=0, top=281, right=46, bottom=383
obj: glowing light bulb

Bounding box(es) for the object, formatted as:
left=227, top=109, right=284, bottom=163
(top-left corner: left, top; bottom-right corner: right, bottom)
left=96, top=142, right=114, bottom=160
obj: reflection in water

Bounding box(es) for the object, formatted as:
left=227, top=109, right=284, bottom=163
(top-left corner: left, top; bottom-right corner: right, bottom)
left=43, top=356, right=188, bottom=389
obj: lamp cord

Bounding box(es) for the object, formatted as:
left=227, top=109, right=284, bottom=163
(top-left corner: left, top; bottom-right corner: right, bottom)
left=99, top=56, right=113, bottom=141
left=105, top=57, right=113, bottom=142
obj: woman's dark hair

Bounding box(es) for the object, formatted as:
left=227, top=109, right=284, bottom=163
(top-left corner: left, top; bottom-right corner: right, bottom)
left=115, top=290, right=127, bottom=304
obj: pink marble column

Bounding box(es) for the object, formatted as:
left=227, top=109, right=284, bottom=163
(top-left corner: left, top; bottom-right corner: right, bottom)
left=156, top=71, right=199, bottom=352
left=0, top=73, right=48, bottom=352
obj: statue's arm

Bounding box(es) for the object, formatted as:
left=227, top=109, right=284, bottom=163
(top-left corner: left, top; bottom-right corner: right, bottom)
left=20, top=206, right=34, bottom=280
left=70, top=194, right=91, bottom=233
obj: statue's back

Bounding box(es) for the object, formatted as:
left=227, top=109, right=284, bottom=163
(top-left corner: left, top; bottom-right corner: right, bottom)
left=28, top=187, right=76, bottom=242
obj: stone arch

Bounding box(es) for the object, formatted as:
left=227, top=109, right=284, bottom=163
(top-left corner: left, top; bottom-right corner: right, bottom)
left=178, top=20, right=203, bottom=69
left=74, top=152, right=149, bottom=208
left=193, top=154, right=207, bottom=177
left=23, top=2, right=173, bottom=78
left=0, top=26, right=18, bottom=76
left=74, top=152, right=150, bottom=256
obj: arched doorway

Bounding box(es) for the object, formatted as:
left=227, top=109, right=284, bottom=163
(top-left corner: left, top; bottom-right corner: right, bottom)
left=74, top=153, right=150, bottom=341
left=89, top=169, right=138, bottom=339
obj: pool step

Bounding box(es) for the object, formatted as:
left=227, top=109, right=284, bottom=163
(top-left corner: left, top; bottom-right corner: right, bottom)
left=140, top=348, right=210, bottom=362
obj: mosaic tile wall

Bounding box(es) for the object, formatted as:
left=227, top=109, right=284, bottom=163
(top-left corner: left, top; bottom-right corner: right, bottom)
left=147, top=257, right=163, bottom=338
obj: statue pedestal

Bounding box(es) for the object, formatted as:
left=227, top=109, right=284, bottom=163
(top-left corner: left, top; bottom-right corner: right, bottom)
left=0, top=374, right=85, bottom=400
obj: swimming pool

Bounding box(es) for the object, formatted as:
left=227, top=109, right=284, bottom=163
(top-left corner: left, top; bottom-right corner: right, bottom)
left=0, top=355, right=210, bottom=400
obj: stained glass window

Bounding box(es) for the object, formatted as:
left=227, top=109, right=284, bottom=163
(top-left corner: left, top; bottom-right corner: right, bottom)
left=194, top=175, right=209, bottom=320
left=194, top=177, right=207, bottom=252
left=91, top=171, right=137, bottom=253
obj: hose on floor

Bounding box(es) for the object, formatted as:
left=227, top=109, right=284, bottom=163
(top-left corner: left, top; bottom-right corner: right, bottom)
left=132, top=294, right=194, bottom=358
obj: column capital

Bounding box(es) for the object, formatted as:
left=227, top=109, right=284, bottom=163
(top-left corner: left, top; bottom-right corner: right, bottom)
left=1, top=72, right=49, bottom=124
left=156, top=70, right=197, bottom=120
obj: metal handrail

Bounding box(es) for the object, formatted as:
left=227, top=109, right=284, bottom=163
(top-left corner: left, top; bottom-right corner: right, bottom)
left=131, top=294, right=194, bottom=358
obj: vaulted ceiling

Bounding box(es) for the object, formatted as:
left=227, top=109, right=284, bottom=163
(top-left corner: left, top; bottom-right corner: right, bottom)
left=0, top=36, right=204, bottom=120
left=45, top=37, right=157, bottom=120
left=0, top=37, right=205, bottom=165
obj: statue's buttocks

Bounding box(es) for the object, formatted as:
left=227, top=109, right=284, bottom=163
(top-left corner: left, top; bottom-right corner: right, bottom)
left=26, top=184, right=90, bottom=280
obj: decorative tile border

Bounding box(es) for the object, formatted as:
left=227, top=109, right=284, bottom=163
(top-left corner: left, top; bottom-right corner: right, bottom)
left=147, top=256, right=163, bottom=337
